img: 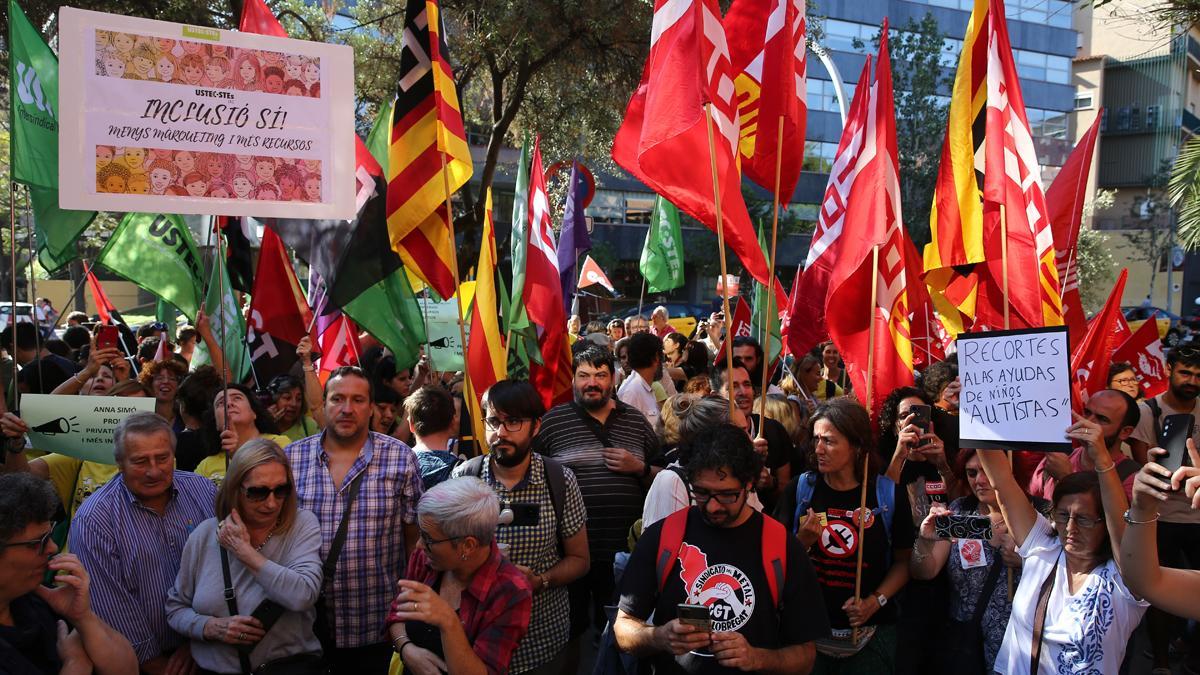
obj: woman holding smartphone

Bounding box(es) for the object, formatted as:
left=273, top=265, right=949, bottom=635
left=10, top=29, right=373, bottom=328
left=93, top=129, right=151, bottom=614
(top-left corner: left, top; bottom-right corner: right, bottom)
left=977, top=412, right=1147, bottom=674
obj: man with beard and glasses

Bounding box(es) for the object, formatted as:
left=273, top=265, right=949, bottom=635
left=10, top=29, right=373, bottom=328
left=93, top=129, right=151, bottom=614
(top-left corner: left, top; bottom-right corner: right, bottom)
left=614, top=424, right=828, bottom=674
left=1128, top=346, right=1200, bottom=675
left=531, top=347, right=660, bottom=658
left=284, top=366, right=423, bottom=675
left=453, top=379, right=590, bottom=674
left=1029, top=389, right=1141, bottom=500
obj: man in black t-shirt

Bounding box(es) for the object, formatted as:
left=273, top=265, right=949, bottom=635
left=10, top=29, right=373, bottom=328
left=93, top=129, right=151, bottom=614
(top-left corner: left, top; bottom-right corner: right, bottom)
left=710, top=358, right=793, bottom=507
left=615, top=425, right=828, bottom=674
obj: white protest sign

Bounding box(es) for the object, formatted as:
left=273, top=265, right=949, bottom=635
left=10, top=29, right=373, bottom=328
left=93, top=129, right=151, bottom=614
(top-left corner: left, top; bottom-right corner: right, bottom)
left=419, top=297, right=470, bottom=372
left=57, top=7, right=355, bottom=219
left=957, top=326, right=1072, bottom=452
left=21, top=394, right=157, bottom=464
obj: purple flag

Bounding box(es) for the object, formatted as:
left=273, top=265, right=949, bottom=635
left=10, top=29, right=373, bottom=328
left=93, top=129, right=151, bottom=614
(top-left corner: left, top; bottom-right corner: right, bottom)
left=557, top=160, right=592, bottom=311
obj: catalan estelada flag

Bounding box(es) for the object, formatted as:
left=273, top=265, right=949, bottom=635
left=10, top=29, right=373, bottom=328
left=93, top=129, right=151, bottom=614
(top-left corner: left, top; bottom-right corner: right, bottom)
left=923, top=0, right=988, bottom=336
left=386, top=0, right=473, bottom=299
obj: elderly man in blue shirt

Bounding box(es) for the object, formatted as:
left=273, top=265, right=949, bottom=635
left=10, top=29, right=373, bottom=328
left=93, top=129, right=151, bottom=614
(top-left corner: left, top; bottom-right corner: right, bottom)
left=70, top=412, right=216, bottom=674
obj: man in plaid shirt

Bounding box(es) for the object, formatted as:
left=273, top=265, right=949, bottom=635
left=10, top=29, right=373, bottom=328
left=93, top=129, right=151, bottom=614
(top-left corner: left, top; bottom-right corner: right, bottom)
left=286, top=366, right=423, bottom=675
left=455, top=379, right=591, bottom=673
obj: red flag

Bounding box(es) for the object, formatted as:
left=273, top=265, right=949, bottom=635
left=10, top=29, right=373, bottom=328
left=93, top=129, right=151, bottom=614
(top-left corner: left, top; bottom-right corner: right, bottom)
left=904, top=235, right=945, bottom=369
left=714, top=296, right=754, bottom=366
left=978, top=0, right=1062, bottom=330
left=1046, top=114, right=1102, bottom=345
left=317, top=315, right=361, bottom=383
left=612, top=0, right=777, bottom=297
left=247, top=229, right=315, bottom=382
left=84, top=262, right=117, bottom=324
left=577, top=255, right=617, bottom=295
left=1070, top=269, right=1128, bottom=401
left=787, top=58, right=873, bottom=358
left=1111, top=315, right=1169, bottom=398
left=824, top=23, right=915, bottom=414
left=239, top=0, right=288, bottom=36
left=524, top=138, right=572, bottom=409
left=724, top=0, right=807, bottom=201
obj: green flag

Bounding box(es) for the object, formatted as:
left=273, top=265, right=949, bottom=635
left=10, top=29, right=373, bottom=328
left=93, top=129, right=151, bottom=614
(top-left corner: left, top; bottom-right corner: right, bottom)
left=97, top=213, right=205, bottom=320
left=156, top=299, right=178, bottom=338
left=342, top=268, right=426, bottom=371
left=751, top=225, right=782, bottom=366
left=365, top=100, right=393, bottom=171
left=10, top=1, right=96, bottom=261
left=640, top=197, right=685, bottom=294
left=192, top=251, right=250, bottom=382
left=509, top=134, right=532, bottom=314
left=9, top=0, right=58, bottom=189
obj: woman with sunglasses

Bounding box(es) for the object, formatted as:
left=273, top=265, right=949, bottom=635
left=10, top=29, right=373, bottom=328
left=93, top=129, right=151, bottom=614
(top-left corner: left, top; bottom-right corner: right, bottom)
left=0, top=473, right=138, bottom=675
left=167, top=439, right=324, bottom=675
left=387, top=477, right=533, bottom=675
left=976, top=411, right=1148, bottom=674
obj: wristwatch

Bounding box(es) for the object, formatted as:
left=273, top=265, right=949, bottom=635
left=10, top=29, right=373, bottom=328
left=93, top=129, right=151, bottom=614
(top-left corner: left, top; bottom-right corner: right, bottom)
left=875, top=593, right=888, bottom=608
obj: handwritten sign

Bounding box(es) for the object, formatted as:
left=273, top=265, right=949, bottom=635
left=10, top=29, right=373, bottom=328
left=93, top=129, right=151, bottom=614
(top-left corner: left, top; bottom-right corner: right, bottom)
left=21, top=394, right=156, bottom=464
left=57, top=7, right=355, bottom=219
left=957, top=326, right=1072, bottom=452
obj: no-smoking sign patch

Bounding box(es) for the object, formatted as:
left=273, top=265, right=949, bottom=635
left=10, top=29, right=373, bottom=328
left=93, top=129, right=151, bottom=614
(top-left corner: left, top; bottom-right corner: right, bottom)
left=820, top=521, right=858, bottom=559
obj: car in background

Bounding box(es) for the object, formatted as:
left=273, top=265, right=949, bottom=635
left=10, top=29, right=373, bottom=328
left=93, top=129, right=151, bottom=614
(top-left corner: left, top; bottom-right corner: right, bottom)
left=1123, top=306, right=1189, bottom=346
left=609, top=302, right=709, bottom=337
left=0, top=302, right=36, bottom=333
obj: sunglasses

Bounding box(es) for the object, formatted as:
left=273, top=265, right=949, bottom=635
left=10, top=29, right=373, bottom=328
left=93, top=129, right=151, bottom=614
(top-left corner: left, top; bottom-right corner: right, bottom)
left=241, top=483, right=292, bottom=502
left=1, top=523, right=56, bottom=555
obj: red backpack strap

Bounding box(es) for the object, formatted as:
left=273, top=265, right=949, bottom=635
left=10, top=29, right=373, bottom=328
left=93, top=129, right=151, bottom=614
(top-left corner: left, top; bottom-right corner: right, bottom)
left=656, top=508, right=691, bottom=593
left=760, top=515, right=788, bottom=608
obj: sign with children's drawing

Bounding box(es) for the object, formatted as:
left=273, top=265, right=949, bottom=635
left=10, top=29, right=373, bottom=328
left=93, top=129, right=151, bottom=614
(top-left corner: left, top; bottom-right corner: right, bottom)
left=957, top=326, right=1073, bottom=453
left=57, top=7, right=356, bottom=219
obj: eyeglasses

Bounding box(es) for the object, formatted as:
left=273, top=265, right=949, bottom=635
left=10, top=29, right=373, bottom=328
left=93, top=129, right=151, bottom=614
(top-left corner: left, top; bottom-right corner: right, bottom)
left=241, top=483, right=292, bottom=502
left=688, top=486, right=745, bottom=505
left=0, top=523, right=56, bottom=555
left=1052, top=511, right=1103, bottom=529
left=484, top=416, right=529, bottom=432
left=1111, top=377, right=1139, bottom=386
left=419, top=530, right=462, bottom=548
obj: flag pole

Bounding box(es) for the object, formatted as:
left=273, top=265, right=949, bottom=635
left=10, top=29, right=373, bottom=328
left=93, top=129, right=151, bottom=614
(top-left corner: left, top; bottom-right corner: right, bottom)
left=758, top=118, right=785, bottom=439
left=7, top=181, right=18, bottom=414
left=637, top=277, right=646, bottom=318
left=438, top=147, right=472, bottom=399
left=216, top=227, right=229, bottom=436
left=705, top=103, right=736, bottom=419
left=852, top=243, right=881, bottom=646
left=999, top=203, right=1016, bottom=599
left=26, top=219, right=42, bottom=391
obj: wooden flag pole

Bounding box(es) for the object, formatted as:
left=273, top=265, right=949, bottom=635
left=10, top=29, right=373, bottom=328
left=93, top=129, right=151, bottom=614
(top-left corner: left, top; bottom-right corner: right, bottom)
left=439, top=150, right=473, bottom=402
left=852, top=243, right=881, bottom=646
left=704, top=103, right=736, bottom=419
left=758, top=117, right=785, bottom=439
left=999, top=203, right=1016, bottom=599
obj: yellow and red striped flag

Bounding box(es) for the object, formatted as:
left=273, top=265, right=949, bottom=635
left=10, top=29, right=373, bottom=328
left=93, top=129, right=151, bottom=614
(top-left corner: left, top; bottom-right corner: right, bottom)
left=386, top=0, right=473, bottom=299
left=923, top=0, right=989, bottom=336
left=981, top=0, right=1062, bottom=329
left=466, top=189, right=506, bottom=450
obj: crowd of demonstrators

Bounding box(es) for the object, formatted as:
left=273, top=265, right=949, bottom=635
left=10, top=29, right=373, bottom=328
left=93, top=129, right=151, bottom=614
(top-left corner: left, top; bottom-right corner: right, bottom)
left=21, top=300, right=1200, bottom=675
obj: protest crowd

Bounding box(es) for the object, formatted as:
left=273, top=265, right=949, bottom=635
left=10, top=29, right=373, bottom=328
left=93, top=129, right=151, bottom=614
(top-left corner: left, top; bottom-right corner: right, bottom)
left=9, top=0, right=1200, bottom=670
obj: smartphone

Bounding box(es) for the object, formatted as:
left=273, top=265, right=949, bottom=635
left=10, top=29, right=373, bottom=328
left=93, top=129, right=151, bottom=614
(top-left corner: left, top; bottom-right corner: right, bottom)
left=1159, top=413, right=1195, bottom=474
left=250, top=599, right=286, bottom=632
left=676, top=604, right=712, bottom=632
left=95, top=325, right=119, bottom=351
left=934, top=514, right=993, bottom=540
left=908, top=404, right=931, bottom=434
left=508, top=503, right=540, bottom=527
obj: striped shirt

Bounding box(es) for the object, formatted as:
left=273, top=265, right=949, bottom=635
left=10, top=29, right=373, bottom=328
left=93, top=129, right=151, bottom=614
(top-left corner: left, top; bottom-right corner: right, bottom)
left=453, top=453, right=587, bottom=672
left=69, top=471, right=216, bottom=663
left=531, top=401, right=658, bottom=565
left=285, top=431, right=423, bottom=648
